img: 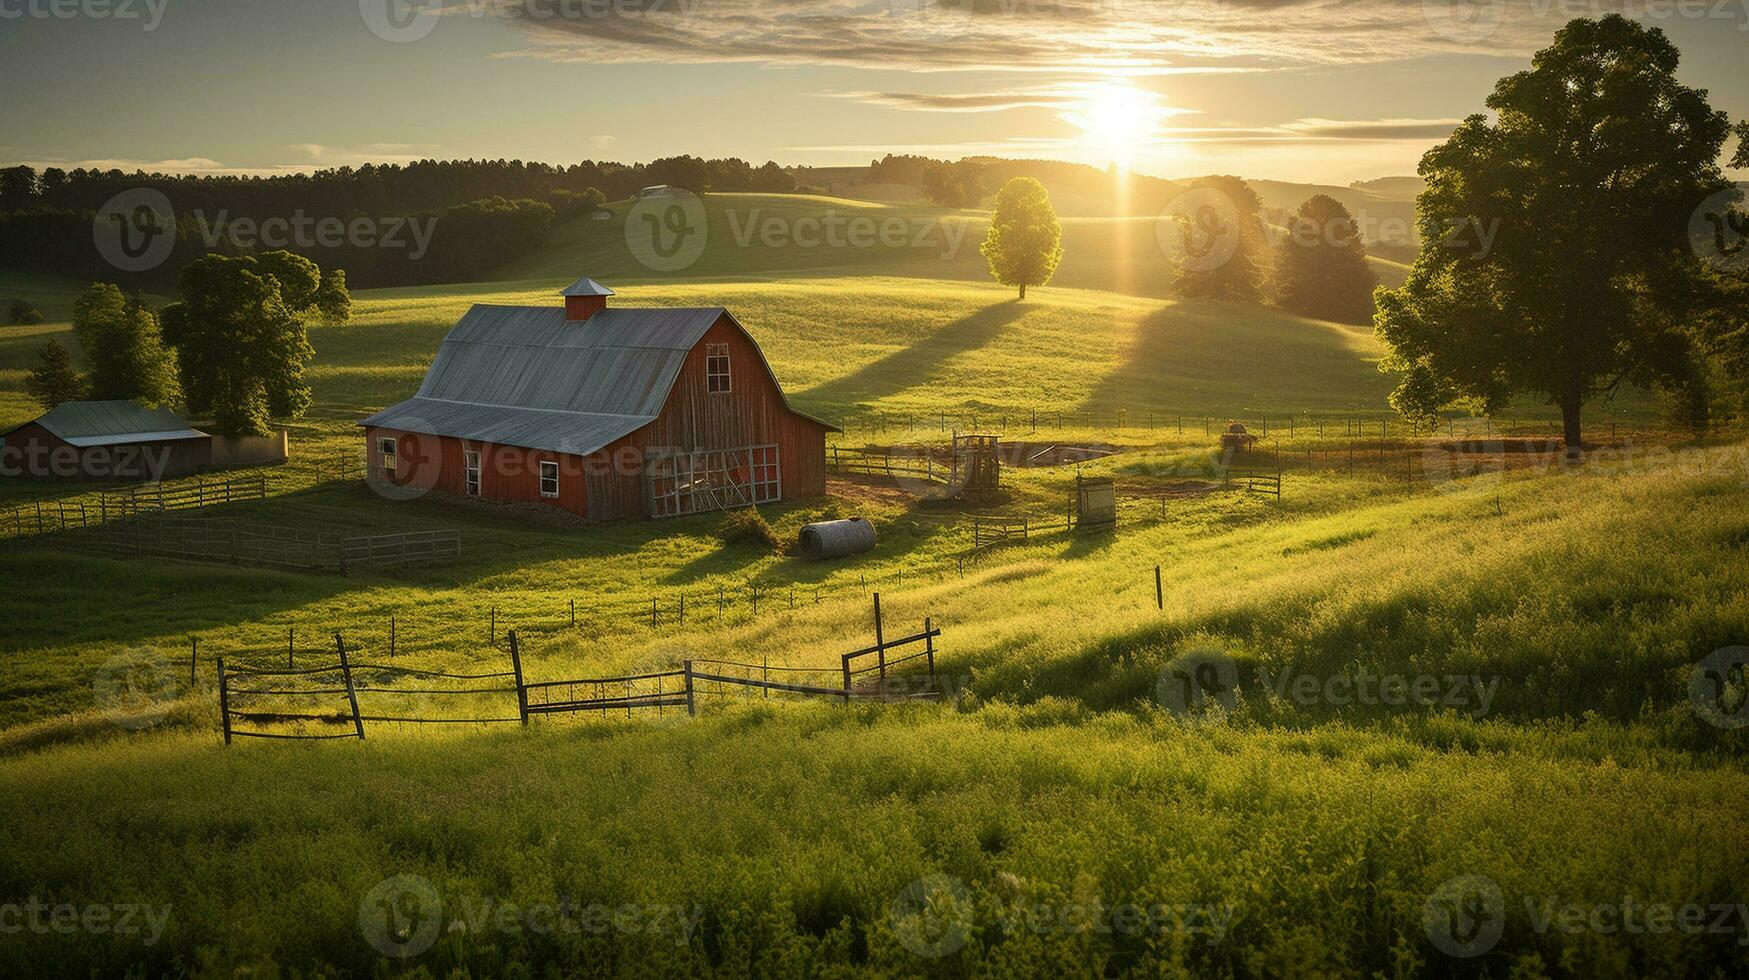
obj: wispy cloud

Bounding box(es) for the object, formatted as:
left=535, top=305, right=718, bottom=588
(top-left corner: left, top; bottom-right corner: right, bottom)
left=483, top=0, right=1543, bottom=74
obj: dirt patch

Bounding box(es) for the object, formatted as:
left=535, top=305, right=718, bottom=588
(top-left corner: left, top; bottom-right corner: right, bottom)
left=825, top=475, right=920, bottom=509
left=998, top=442, right=1122, bottom=468
left=1121, top=479, right=1219, bottom=500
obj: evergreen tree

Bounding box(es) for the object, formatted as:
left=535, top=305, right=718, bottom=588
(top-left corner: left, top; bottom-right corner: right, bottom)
left=24, top=340, right=86, bottom=410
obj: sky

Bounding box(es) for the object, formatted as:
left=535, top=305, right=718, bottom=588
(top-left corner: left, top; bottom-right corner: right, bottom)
left=1, top=0, right=1745, bottom=186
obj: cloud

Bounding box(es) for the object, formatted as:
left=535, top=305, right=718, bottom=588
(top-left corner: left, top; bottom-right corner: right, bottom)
left=1278, top=117, right=1463, bottom=140
left=484, top=0, right=1539, bottom=74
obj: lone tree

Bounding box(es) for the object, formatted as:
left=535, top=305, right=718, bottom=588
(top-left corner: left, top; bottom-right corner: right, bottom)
left=1169, top=175, right=1267, bottom=303
left=981, top=177, right=1062, bottom=299
left=159, top=251, right=337, bottom=436
left=70, top=283, right=181, bottom=409
left=1275, top=195, right=1377, bottom=324
left=1375, top=16, right=1748, bottom=454
left=24, top=340, right=86, bottom=410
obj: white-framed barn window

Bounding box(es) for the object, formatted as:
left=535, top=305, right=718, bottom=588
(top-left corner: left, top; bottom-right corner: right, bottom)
left=706, top=343, right=731, bottom=393
left=378, top=436, right=398, bottom=478
left=464, top=450, right=481, bottom=496
left=538, top=460, right=560, bottom=498
left=646, top=445, right=780, bottom=517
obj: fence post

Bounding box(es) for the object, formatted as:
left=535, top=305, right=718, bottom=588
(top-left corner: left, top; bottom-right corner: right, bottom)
left=1155, top=566, right=1164, bottom=610
left=190, top=636, right=199, bottom=687
left=217, top=656, right=231, bottom=745
left=651, top=598, right=658, bottom=628
left=873, top=592, right=887, bottom=691
left=684, top=661, right=696, bottom=716
left=841, top=653, right=853, bottom=704
left=389, top=615, right=396, bottom=658
left=924, top=616, right=936, bottom=691
left=336, top=633, right=365, bottom=740
left=490, top=606, right=496, bottom=645
left=570, top=598, right=576, bottom=629
left=508, top=631, right=528, bottom=726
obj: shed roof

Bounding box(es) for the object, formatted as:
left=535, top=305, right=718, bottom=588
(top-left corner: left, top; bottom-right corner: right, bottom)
left=358, top=304, right=835, bottom=455
left=2, top=400, right=209, bottom=447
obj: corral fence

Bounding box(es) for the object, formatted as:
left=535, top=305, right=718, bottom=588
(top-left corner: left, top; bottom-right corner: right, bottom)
left=219, top=633, right=521, bottom=743
left=219, top=595, right=944, bottom=743
left=827, top=445, right=945, bottom=483
left=69, top=514, right=461, bottom=574
left=1223, top=453, right=1283, bottom=500
left=0, top=474, right=268, bottom=538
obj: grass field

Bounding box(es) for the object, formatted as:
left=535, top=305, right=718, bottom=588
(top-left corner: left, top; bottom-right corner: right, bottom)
left=0, top=195, right=1742, bottom=977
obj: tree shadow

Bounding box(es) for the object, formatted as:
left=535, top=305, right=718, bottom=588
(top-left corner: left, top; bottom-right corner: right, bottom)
left=801, top=300, right=1029, bottom=413
left=1080, top=298, right=1393, bottom=418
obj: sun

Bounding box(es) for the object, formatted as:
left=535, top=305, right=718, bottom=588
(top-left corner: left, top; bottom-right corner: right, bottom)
left=1068, top=83, right=1159, bottom=165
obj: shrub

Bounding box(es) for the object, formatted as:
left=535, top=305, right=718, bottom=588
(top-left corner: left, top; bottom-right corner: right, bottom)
left=716, top=507, right=782, bottom=553
left=7, top=299, right=43, bottom=325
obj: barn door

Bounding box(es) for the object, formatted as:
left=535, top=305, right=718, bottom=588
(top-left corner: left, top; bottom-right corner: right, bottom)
left=646, top=445, right=782, bottom=518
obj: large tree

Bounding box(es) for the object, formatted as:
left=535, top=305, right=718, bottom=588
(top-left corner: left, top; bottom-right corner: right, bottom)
left=25, top=340, right=86, bottom=410
left=1169, top=175, right=1267, bottom=302
left=70, top=283, right=181, bottom=408
left=980, top=177, right=1062, bottom=300
left=1275, top=194, right=1377, bottom=324
left=159, top=251, right=327, bottom=436
left=1375, top=16, right=1747, bottom=454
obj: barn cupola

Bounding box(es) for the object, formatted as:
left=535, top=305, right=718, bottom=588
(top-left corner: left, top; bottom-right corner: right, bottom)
left=561, top=276, right=614, bottom=321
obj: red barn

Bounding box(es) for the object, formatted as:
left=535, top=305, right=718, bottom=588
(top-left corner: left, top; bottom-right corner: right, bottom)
left=1, top=401, right=211, bottom=481
left=359, top=277, right=837, bottom=521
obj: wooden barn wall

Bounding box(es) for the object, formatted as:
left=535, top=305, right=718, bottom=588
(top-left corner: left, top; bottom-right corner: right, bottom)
left=365, top=427, right=591, bottom=519
left=365, top=313, right=829, bottom=523
left=584, top=315, right=829, bottom=521
left=2, top=423, right=209, bottom=481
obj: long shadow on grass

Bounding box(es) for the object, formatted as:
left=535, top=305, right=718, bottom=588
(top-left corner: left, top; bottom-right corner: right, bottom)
left=1079, top=298, right=1391, bottom=417
left=799, top=300, right=1028, bottom=412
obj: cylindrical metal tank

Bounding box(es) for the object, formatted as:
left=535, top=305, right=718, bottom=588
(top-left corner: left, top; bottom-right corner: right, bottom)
left=797, top=517, right=876, bottom=559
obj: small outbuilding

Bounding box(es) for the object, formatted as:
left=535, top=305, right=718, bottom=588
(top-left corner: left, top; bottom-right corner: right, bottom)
left=1, top=401, right=211, bottom=481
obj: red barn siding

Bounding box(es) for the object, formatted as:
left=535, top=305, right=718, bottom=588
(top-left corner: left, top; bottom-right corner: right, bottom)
left=365, top=314, right=829, bottom=522
left=3, top=422, right=210, bottom=481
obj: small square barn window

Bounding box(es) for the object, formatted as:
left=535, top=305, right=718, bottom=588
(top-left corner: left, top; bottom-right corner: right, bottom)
left=538, top=460, right=560, bottom=498
left=706, top=343, right=731, bottom=393
left=464, top=450, right=481, bottom=496
left=378, top=436, right=398, bottom=477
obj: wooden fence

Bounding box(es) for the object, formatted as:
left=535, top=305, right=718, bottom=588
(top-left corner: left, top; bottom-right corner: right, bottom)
left=827, top=445, right=946, bottom=483
left=71, top=515, right=461, bottom=574
left=1223, top=454, right=1283, bottom=500
left=219, top=633, right=523, bottom=742
left=1, top=474, right=268, bottom=538
left=218, top=597, right=944, bottom=743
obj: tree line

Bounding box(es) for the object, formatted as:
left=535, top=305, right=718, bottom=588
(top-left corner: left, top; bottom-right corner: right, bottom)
left=0, top=156, right=800, bottom=289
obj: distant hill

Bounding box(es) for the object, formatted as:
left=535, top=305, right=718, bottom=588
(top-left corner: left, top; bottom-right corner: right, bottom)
left=797, top=159, right=1421, bottom=254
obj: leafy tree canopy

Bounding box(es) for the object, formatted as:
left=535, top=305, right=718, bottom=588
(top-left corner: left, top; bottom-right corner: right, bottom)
left=159, top=251, right=323, bottom=436
left=1375, top=15, right=1749, bottom=451
left=980, top=177, right=1062, bottom=300
left=1169, top=175, right=1267, bottom=303
left=70, top=283, right=180, bottom=409
left=1275, top=194, right=1377, bottom=325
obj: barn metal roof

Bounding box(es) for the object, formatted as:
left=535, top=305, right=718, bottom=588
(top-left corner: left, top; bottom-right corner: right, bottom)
left=560, top=276, right=614, bottom=297
left=358, top=303, right=836, bottom=455
left=1, top=400, right=209, bottom=447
